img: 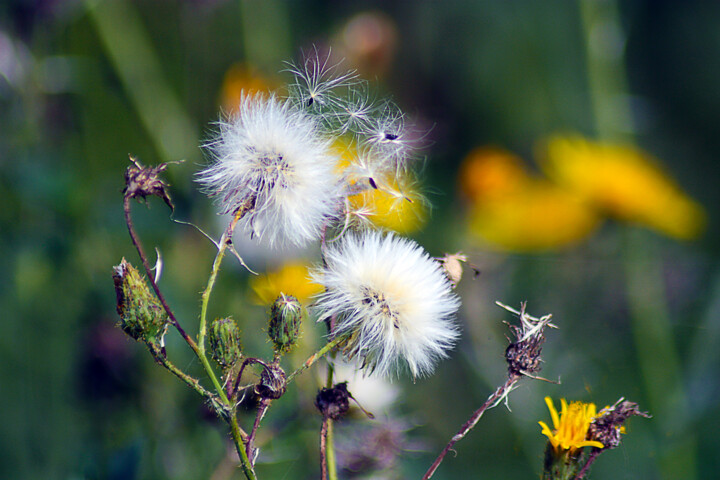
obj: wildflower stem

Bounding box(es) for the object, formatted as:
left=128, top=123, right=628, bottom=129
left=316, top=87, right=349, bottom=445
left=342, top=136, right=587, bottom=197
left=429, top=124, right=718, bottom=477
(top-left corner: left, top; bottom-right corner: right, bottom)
left=287, top=336, right=345, bottom=383
left=147, top=343, right=217, bottom=402
left=246, top=397, right=271, bottom=466
left=123, top=196, right=199, bottom=355
left=230, top=411, right=257, bottom=480
left=198, top=200, right=254, bottom=406
left=421, top=374, right=521, bottom=480
left=575, top=448, right=602, bottom=480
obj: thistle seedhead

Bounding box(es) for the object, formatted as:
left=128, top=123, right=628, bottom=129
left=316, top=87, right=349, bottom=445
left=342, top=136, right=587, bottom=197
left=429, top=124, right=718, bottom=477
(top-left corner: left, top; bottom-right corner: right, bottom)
left=315, top=382, right=351, bottom=420
left=588, top=398, right=651, bottom=450
left=124, top=156, right=174, bottom=211
left=208, top=317, right=242, bottom=369
left=112, top=258, right=169, bottom=341
left=498, top=301, right=556, bottom=378
left=255, top=363, right=287, bottom=400
left=268, top=294, right=304, bottom=354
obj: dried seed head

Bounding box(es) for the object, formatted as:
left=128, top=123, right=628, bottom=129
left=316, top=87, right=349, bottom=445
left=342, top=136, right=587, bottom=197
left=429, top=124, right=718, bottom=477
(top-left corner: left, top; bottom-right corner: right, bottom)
left=124, top=156, right=174, bottom=211
left=208, top=317, right=242, bottom=369
left=315, top=382, right=351, bottom=420
left=588, top=398, right=651, bottom=450
left=497, top=301, right=556, bottom=378
left=255, top=364, right=287, bottom=400
left=112, top=258, right=169, bottom=341
left=268, top=294, right=304, bottom=354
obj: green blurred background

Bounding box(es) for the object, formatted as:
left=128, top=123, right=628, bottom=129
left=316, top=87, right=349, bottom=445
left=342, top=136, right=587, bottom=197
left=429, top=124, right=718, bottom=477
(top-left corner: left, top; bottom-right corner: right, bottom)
left=2, top=0, right=719, bottom=478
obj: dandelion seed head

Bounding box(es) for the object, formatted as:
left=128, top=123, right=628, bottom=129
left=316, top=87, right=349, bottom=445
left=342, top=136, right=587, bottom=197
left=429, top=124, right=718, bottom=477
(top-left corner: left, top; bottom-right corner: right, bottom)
left=198, top=94, right=341, bottom=247
left=312, top=231, right=460, bottom=378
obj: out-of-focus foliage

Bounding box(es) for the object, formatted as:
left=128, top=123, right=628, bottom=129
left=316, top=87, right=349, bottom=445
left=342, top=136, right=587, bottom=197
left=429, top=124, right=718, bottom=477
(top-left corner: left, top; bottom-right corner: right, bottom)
left=2, top=1, right=719, bottom=479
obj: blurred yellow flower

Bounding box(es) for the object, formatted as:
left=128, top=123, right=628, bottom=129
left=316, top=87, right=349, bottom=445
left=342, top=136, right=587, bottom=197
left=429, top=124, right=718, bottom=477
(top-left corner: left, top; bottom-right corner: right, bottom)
left=250, top=261, right=323, bottom=305
left=334, top=139, right=427, bottom=233
left=539, top=135, right=706, bottom=240
left=220, top=63, right=276, bottom=113
left=539, top=397, right=604, bottom=453
left=348, top=177, right=427, bottom=233
left=459, top=147, right=527, bottom=201
left=460, top=147, right=600, bottom=251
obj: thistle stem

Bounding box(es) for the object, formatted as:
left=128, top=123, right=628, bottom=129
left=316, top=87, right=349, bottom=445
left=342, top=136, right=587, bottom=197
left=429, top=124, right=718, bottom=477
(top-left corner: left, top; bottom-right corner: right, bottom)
left=287, top=336, right=345, bottom=383
left=123, top=196, right=199, bottom=355
left=147, top=344, right=217, bottom=401
left=246, top=397, right=271, bottom=466
left=575, top=448, right=601, bottom=480
left=422, top=374, right=520, bottom=480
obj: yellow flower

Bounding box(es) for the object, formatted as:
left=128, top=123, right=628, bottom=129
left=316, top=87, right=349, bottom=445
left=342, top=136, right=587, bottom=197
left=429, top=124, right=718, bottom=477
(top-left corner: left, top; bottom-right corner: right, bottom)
left=219, top=63, right=276, bottom=113
left=539, top=135, right=706, bottom=240
left=250, top=261, right=323, bottom=305
left=335, top=138, right=427, bottom=233
left=348, top=176, right=427, bottom=233
left=538, top=397, right=604, bottom=453
left=460, top=147, right=600, bottom=251
left=458, top=147, right=527, bottom=201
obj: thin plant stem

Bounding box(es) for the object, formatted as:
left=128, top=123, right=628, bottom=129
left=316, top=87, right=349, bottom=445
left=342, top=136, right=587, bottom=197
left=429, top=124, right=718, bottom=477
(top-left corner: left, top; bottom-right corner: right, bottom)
left=246, top=397, right=271, bottom=466
left=287, top=336, right=345, bottom=383
left=421, top=374, right=520, bottom=480
left=320, top=418, right=330, bottom=480
left=123, top=196, right=199, bottom=355
left=322, top=351, right=337, bottom=480
left=575, top=448, right=601, bottom=480
left=198, top=200, right=255, bottom=409
left=230, top=411, right=257, bottom=480
left=326, top=419, right=337, bottom=480
left=147, top=344, right=217, bottom=401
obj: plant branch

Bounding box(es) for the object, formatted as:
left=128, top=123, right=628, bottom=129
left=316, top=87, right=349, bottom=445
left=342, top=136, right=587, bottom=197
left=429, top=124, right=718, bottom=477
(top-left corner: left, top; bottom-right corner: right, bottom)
left=422, top=374, right=521, bottom=480
left=287, top=336, right=345, bottom=383
left=123, top=196, right=199, bottom=354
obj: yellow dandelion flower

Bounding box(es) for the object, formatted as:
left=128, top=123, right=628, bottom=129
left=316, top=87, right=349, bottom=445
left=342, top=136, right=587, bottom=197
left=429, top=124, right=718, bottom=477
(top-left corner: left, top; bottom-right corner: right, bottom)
left=540, top=135, right=706, bottom=240
left=250, top=261, right=323, bottom=305
left=460, top=147, right=600, bottom=251
left=539, top=397, right=604, bottom=453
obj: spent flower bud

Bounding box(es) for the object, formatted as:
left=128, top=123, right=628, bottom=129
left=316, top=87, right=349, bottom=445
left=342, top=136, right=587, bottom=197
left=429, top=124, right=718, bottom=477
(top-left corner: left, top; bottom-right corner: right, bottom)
left=255, top=363, right=287, bottom=400
left=208, top=317, right=242, bottom=369
left=315, top=382, right=351, bottom=420
left=113, top=258, right=169, bottom=340
left=268, top=294, right=304, bottom=354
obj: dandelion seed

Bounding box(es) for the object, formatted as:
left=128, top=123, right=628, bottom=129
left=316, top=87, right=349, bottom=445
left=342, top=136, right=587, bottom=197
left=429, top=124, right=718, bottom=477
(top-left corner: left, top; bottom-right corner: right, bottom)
left=286, top=47, right=360, bottom=112
left=312, top=231, right=460, bottom=378
left=198, top=94, right=341, bottom=247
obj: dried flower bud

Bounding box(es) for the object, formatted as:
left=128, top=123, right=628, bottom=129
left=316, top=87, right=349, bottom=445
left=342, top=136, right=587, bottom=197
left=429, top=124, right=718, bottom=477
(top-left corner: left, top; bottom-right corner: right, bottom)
left=124, top=156, right=174, bottom=211
left=588, top=398, right=650, bottom=450
left=208, top=317, right=242, bottom=369
left=315, top=382, right=351, bottom=420
left=268, top=294, right=304, bottom=354
left=255, top=363, right=287, bottom=400
left=113, top=258, right=168, bottom=340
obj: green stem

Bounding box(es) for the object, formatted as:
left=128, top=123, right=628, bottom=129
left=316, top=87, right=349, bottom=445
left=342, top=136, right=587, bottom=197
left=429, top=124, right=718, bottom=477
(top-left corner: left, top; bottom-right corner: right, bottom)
left=148, top=344, right=217, bottom=402
left=324, top=351, right=337, bottom=480
left=326, top=419, right=337, bottom=480
left=287, top=336, right=345, bottom=383
left=230, top=412, right=257, bottom=480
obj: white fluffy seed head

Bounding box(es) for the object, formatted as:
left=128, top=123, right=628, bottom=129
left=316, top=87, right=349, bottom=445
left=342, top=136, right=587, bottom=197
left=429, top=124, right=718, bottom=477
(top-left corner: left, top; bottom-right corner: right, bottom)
left=198, top=94, right=341, bottom=247
left=312, top=231, right=461, bottom=379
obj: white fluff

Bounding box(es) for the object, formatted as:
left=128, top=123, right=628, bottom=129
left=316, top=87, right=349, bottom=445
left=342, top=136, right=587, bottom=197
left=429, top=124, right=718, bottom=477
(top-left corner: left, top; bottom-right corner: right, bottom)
left=198, top=95, right=341, bottom=247
left=312, top=231, right=460, bottom=379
